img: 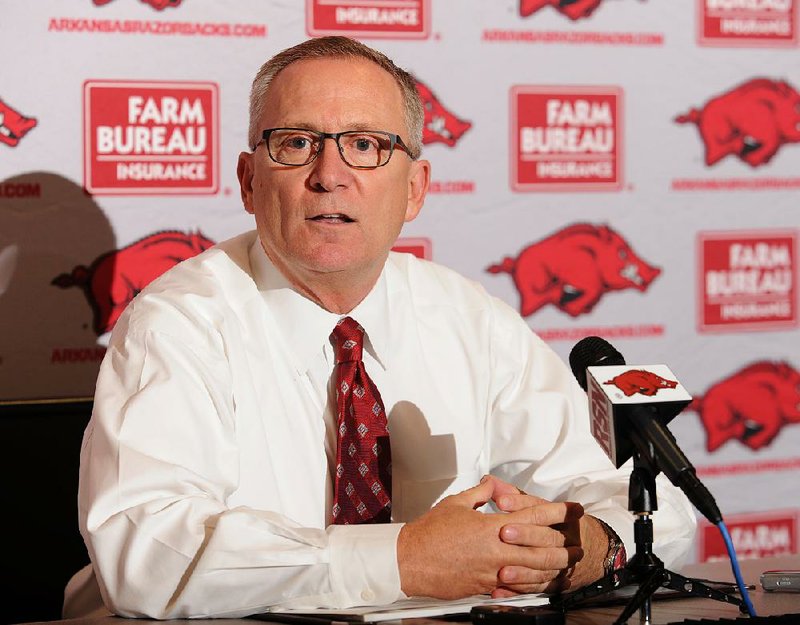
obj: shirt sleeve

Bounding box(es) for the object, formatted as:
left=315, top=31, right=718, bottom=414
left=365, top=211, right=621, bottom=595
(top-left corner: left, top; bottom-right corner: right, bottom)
left=79, top=320, right=403, bottom=619
left=485, top=298, right=697, bottom=570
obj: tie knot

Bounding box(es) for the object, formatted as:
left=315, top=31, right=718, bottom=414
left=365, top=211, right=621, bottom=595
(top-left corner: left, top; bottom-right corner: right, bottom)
left=331, top=316, right=364, bottom=364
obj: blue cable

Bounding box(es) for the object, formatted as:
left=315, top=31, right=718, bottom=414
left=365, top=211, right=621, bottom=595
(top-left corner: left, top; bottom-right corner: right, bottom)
left=717, top=520, right=757, bottom=617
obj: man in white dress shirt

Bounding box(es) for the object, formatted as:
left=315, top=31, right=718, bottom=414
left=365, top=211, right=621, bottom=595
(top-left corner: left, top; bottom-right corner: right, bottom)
left=65, top=36, right=696, bottom=619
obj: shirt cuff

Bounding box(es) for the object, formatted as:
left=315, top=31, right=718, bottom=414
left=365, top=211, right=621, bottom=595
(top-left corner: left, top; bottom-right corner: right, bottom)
left=327, top=523, right=404, bottom=607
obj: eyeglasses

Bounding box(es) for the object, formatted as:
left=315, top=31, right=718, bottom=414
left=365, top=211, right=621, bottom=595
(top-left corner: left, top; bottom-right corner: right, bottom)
left=253, top=128, right=413, bottom=169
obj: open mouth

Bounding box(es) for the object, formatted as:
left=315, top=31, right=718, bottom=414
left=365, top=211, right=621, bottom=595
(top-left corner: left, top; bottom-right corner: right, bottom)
left=741, top=419, right=764, bottom=442
left=741, top=136, right=762, bottom=156
left=309, top=213, right=355, bottom=224
left=559, top=284, right=584, bottom=306
left=621, top=263, right=644, bottom=286
left=0, top=113, right=14, bottom=139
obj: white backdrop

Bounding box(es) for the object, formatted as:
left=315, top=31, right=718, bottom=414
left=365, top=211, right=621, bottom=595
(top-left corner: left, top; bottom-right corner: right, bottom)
left=1, top=0, right=798, bottom=563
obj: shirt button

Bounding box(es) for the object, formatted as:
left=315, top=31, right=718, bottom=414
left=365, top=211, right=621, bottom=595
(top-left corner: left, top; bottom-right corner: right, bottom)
left=361, top=588, right=375, bottom=602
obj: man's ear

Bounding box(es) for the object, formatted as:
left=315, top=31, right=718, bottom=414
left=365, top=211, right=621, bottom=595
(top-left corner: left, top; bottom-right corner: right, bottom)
left=404, top=159, right=431, bottom=223
left=237, top=151, right=255, bottom=214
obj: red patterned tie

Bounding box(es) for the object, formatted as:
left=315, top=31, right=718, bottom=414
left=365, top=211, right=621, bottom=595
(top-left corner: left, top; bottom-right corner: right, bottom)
left=330, top=317, right=392, bottom=524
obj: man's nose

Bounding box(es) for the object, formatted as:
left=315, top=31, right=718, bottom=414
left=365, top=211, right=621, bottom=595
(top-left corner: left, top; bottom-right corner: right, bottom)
left=307, top=137, right=352, bottom=191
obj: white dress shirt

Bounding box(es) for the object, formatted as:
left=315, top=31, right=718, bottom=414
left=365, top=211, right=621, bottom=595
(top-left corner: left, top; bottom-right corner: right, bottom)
left=67, top=231, right=696, bottom=619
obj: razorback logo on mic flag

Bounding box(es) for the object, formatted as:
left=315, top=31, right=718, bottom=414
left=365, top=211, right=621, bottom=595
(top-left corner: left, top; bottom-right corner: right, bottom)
left=698, top=230, right=796, bottom=332
left=698, top=0, right=797, bottom=47
left=83, top=80, right=219, bottom=195
left=689, top=361, right=800, bottom=452
left=306, top=0, right=429, bottom=39
left=0, top=98, right=37, bottom=148
left=486, top=223, right=659, bottom=317
left=675, top=78, right=800, bottom=167
left=592, top=364, right=689, bottom=404
left=414, top=79, right=471, bottom=148
left=511, top=86, right=623, bottom=191
left=52, top=230, right=215, bottom=337
left=605, top=369, right=678, bottom=397
left=93, top=0, right=184, bottom=8
left=586, top=363, right=691, bottom=468
left=519, top=0, right=639, bottom=20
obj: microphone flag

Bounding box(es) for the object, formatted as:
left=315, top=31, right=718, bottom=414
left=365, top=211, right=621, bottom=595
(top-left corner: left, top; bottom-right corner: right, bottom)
left=587, top=364, right=692, bottom=469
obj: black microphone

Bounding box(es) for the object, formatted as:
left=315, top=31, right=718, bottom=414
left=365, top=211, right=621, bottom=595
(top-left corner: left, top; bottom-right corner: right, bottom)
left=569, top=336, right=722, bottom=525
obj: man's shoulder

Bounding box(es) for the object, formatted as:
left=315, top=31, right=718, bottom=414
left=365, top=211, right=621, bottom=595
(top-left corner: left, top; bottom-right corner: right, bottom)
left=384, top=252, right=538, bottom=350
left=137, top=230, right=255, bottom=295
left=386, top=251, right=518, bottom=318
left=115, top=231, right=259, bottom=335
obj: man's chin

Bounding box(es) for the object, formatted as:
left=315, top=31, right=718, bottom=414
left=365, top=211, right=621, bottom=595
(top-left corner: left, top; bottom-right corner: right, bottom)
left=304, top=255, right=369, bottom=276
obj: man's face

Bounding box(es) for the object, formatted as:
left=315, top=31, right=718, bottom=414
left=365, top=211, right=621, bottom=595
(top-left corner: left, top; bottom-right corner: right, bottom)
left=238, top=57, right=429, bottom=290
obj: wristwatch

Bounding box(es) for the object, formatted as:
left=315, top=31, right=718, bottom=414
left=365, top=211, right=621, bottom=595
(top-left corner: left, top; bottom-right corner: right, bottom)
left=595, top=517, right=627, bottom=576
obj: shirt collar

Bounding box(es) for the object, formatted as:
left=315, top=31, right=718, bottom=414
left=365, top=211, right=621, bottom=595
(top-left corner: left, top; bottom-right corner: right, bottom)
left=249, top=237, right=392, bottom=374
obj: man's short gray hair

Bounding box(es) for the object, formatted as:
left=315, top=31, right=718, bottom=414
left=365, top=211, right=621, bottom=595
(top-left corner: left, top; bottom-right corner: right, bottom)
left=248, top=36, right=423, bottom=159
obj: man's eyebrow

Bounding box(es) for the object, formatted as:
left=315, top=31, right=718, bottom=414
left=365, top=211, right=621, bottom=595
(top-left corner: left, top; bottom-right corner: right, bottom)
left=266, top=123, right=316, bottom=132
left=277, top=122, right=384, bottom=132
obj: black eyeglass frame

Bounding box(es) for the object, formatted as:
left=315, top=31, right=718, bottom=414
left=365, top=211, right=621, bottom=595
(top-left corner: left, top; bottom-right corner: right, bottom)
left=252, top=127, right=414, bottom=169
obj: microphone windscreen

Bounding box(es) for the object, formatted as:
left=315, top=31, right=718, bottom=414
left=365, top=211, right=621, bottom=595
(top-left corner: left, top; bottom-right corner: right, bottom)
left=569, top=336, right=626, bottom=391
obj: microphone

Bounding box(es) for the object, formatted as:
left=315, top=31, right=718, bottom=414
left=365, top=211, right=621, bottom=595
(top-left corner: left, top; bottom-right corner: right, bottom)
left=569, top=336, right=722, bottom=525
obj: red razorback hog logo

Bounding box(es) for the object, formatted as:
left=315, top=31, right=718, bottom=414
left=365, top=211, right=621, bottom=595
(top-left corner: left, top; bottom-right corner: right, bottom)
left=690, top=362, right=800, bottom=453
left=93, top=0, right=183, bottom=8
left=675, top=78, right=800, bottom=168
left=487, top=223, right=660, bottom=317
left=520, top=0, right=636, bottom=20
left=0, top=98, right=37, bottom=147
left=605, top=369, right=678, bottom=397
left=52, top=230, right=214, bottom=335
left=414, top=79, right=471, bottom=147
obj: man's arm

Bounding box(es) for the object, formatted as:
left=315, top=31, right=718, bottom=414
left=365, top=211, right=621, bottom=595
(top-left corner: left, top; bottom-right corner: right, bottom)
left=80, top=325, right=403, bottom=618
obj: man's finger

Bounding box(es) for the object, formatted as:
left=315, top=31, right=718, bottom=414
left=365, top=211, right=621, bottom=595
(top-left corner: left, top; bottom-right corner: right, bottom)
left=498, top=565, right=562, bottom=587
left=495, top=495, right=584, bottom=521
left=551, top=520, right=582, bottom=546
left=481, top=475, right=527, bottom=499
left=499, top=523, right=569, bottom=548
left=500, top=544, right=585, bottom=572
left=494, top=492, right=551, bottom=512
left=490, top=587, right=519, bottom=599
left=501, top=501, right=580, bottom=527
left=438, top=477, right=497, bottom=511
left=493, top=574, right=571, bottom=596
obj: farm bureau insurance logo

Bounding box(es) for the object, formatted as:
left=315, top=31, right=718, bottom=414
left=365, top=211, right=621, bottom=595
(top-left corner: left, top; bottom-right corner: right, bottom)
left=698, top=0, right=797, bottom=46
left=511, top=86, right=623, bottom=191
left=698, top=230, right=797, bottom=332
left=306, top=0, right=430, bottom=39
left=392, top=237, right=431, bottom=260
left=699, top=511, right=797, bottom=562
left=83, top=80, right=219, bottom=195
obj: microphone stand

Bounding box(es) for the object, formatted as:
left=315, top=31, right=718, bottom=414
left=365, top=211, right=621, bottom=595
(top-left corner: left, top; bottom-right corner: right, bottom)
left=549, top=448, right=746, bottom=624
